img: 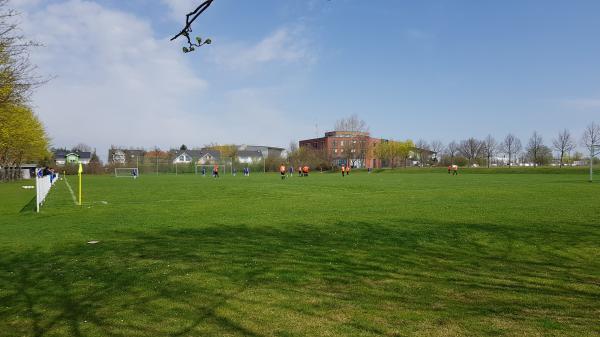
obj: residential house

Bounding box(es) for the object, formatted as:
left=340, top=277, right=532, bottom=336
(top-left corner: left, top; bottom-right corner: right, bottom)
left=54, top=150, right=92, bottom=166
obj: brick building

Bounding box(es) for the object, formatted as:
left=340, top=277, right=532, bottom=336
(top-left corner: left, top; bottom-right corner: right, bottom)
left=299, top=131, right=437, bottom=168
left=299, top=131, right=383, bottom=168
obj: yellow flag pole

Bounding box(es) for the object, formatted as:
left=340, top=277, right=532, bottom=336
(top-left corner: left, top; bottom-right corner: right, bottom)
left=78, top=163, right=83, bottom=206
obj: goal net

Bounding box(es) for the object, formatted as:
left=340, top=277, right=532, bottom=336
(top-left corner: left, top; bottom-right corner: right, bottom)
left=115, top=167, right=139, bottom=178
left=195, top=164, right=228, bottom=175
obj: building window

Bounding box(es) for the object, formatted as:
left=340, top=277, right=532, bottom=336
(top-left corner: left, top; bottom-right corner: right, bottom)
left=340, top=141, right=344, bottom=146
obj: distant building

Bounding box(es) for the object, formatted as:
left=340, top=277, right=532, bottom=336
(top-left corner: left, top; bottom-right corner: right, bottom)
left=172, top=149, right=221, bottom=164
left=54, top=150, right=92, bottom=166
left=108, top=149, right=146, bottom=165
left=238, top=145, right=284, bottom=159
left=299, top=131, right=436, bottom=168
left=237, top=150, right=263, bottom=164
left=299, top=131, right=380, bottom=168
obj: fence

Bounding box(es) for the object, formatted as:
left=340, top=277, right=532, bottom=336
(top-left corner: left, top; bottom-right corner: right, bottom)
left=36, top=169, right=59, bottom=213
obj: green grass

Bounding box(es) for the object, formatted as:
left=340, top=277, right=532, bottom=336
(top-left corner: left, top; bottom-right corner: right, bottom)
left=0, top=171, right=598, bottom=336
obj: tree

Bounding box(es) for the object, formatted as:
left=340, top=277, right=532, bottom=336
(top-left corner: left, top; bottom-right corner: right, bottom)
left=0, top=1, right=44, bottom=107
left=72, top=143, right=92, bottom=152
left=446, top=141, right=459, bottom=165
left=481, top=135, right=498, bottom=168
left=581, top=122, right=600, bottom=182
left=414, top=139, right=430, bottom=167
left=502, top=134, right=522, bottom=167
left=334, top=114, right=369, bottom=133
left=179, top=144, right=188, bottom=151
left=526, top=131, right=544, bottom=167
left=458, top=138, right=482, bottom=167
left=171, top=0, right=214, bottom=53
left=429, top=140, right=444, bottom=165
left=552, top=129, right=575, bottom=168
left=373, top=140, right=413, bottom=169
left=0, top=104, right=49, bottom=181
left=334, top=114, right=369, bottom=167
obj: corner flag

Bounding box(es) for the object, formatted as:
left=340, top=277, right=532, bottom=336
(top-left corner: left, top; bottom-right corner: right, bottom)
left=78, top=163, right=83, bottom=206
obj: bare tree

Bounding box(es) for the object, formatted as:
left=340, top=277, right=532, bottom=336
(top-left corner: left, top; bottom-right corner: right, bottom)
left=446, top=141, right=459, bottom=165
left=0, top=1, right=46, bottom=107
left=414, top=139, right=430, bottom=167
left=552, top=129, right=575, bottom=168
left=481, top=135, right=498, bottom=168
left=526, top=131, right=544, bottom=167
left=334, top=114, right=369, bottom=133
left=334, top=115, right=369, bottom=167
left=502, top=134, right=522, bottom=167
left=459, top=138, right=482, bottom=167
left=72, top=143, right=92, bottom=152
left=430, top=140, right=444, bottom=165
left=581, top=122, right=600, bottom=182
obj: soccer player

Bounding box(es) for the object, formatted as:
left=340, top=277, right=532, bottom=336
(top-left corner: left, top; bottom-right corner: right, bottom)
left=341, top=164, right=346, bottom=177
left=213, top=164, right=219, bottom=178
left=289, top=166, right=294, bottom=177
left=280, top=164, right=286, bottom=179
left=452, top=165, right=458, bottom=176
left=302, top=165, right=309, bottom=177
left=298, top=165, right=303, bottom=177
left=131, top=168, right=137, bottom=179
left=201, top=167, right=206, bottom=176
left=447, top=165, right=452, bottom=174
left=346, top=165, right=351, bottom=176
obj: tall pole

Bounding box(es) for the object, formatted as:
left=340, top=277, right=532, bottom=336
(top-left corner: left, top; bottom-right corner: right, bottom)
left=590, top=145, right=594, bottom=183
left=78, top=163, right=83, bottom=206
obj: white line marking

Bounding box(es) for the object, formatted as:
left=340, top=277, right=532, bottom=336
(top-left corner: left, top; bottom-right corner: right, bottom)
left=64, top=177, right=78, bottom=205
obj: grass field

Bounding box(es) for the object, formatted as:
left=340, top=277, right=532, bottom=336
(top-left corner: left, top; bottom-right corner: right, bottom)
left=0, top=170, right=599, bottom=336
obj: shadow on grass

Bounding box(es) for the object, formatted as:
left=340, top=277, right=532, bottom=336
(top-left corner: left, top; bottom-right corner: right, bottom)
left=0, top=221, right=598, bottom=336
left=19, top=196, right=37, bottom=214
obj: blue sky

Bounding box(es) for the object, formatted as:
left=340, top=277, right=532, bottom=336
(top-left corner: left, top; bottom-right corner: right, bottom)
left=14, top=0, right=600, bottom=158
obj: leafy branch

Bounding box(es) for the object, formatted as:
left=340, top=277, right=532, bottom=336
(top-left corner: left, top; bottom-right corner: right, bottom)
left=170, top=0, right=214, bottom=53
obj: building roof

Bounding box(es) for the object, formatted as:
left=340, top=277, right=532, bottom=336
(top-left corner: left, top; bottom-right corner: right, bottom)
left=174, top=149, right=221, bottom=160
left=237, top=150, right=263, bottom=158
left=54, top=150, right=92, bottom=160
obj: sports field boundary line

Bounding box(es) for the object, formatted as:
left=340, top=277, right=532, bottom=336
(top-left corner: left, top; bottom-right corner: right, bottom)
left=63, top=176, right=78, bottom=205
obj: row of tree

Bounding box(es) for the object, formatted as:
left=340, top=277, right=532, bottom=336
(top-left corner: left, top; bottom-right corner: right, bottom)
left=0, top=1, right=49, bottom=181
left=415, top=124, right=600, bottom=168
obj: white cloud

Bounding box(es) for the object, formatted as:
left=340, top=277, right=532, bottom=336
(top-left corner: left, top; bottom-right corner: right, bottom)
left=15, top=0, right=314, bottom=160
left=210, top=25, right=316, bottom=71
left=161, top=0, right=198, bottom=21
left=19, top=0, right=209, bottom=158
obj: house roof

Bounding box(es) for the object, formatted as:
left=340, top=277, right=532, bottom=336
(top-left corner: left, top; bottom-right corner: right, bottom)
left=54, top=150, right=92, bottom=160
left=237, top=150, right=263, bottom=158
left=174, top=149, right=221, bottom=160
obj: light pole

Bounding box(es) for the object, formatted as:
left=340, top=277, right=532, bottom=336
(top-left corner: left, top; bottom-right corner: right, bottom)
left=590, top=144, right=599, bottom=182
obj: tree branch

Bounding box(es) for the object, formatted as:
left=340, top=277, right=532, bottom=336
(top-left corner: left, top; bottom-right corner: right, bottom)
left=170, top=0, right=214, bottom=53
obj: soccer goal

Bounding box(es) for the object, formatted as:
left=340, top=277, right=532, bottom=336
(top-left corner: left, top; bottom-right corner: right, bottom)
left=115, top=167, right=139, bottom=178
left=195, top=164, right=228, bottom=176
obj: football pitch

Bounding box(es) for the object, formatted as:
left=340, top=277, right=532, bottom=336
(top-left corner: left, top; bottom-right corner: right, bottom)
left=0, top=170, right=598, bottom=336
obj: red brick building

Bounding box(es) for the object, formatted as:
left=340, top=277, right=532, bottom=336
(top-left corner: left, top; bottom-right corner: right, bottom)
left=299, top=131, right=384, bottom=168
left=300, top=131, right=438, bottom=168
